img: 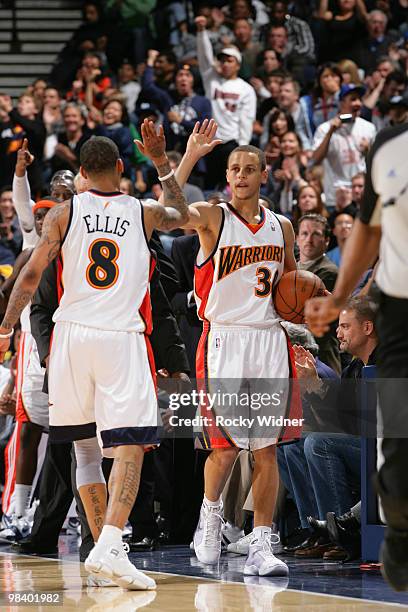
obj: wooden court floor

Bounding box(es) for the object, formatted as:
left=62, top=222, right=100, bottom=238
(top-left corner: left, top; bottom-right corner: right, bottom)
left=1, top=551, right=408, bottom=611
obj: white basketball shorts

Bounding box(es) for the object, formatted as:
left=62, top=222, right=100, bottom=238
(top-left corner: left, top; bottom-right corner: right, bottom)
left=16, top=331, right=49, bottom=429
left=196, top=322, right=302, bottom=451
left=48, top=321, right=159, bottom=457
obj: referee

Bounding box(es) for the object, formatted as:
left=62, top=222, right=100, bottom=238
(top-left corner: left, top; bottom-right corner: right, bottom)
left=305, top=105, right=408, bottom=592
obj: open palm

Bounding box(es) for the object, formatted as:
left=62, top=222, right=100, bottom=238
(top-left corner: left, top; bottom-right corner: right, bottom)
left=186, top=119, right=222, bottom=159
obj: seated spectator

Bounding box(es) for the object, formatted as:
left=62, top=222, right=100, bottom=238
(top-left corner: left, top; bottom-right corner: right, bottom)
left=172, top=20, right=198, bottom=65
left=42, top=87, right=64, bottom=175
left=0, top=187, right=23, bottom=269
left=50, top=103, right=90, bottom=174
left=297, top=213, right=340, bottom=373
left=260, top=107, right=294, bottom=149
left=223, top=0, right=263, bottom=40
left=254, top=48, right=282, bottom=80
left=318, top=0, right=369, bottom=64
left=355, top=10, right=398, bottom=75
left=301, top=63, right=342, bottom=133
left=301, top=296, right=377, bottom=552
left=0, top=93, right=45, bottom=197
left=195, top=4, right=234, bottom=55
left=66, top=52, right=112, bottom=110
left=267, top=0, right=315, bottom=83
left=252, top=71, right=286, bottom=142
left=233, top=19, right=263, bottom=79
left=50, top=2, right=109, bottom=91
left=118, top=61, right=141, bottom=116
left=93, top=98, right=134, bottom=178
left=327, top=212, right=355, bottom=266
left=140, top=49, right=178, bottom=107
left=271, top=131, right=308, bottom=212
left=337, top=58, right=363, bottom=85
left=278, top=77, right=313, bottom=149
left=328, top=171, right=364, bottom=228
left=312, top=83, right=376, bottom=209
left=367, top=69, right=407, bottom=131
left=28, top=78, right=47, bottom=112
left=292, top=184, right=328, bottom=228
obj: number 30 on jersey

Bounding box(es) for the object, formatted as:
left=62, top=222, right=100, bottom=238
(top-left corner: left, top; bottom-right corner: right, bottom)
left=86, top=238, right=119, bottom=289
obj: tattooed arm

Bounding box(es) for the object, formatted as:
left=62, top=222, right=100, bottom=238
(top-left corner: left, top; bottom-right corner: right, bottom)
left=134, top=119, right=189, bottom=237
left=0, top=200, right=70, bottom=361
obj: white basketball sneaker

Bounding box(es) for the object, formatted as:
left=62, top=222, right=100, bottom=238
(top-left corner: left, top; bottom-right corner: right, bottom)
left=85, top=541, right=156, bottom=590
left=227, top=531, right=254, bottom=555
left=193, top=501, right=224, bottom=564
left=244, top=530, right=288, bottom=577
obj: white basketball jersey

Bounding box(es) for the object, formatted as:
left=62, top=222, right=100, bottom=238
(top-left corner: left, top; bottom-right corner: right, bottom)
left=195, top=203, right=285, bottom=326
left=53, top=189, right=153, bottom=332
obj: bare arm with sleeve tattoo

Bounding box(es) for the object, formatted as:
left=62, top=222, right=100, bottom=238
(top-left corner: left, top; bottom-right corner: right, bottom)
left=134, top=119, right=189, bottom=237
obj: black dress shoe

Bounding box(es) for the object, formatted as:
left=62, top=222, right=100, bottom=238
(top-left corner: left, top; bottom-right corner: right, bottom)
left=380, top=529, right=408, bottom=592
left=127, top=536, right=158, bottom=552
left=308, top=516, right=329, bottom=538
left=326, top=511, right=361, bottom=560
left=12, top=536, right=58, bottom=555
left=282, top=533, right=319, bottom=555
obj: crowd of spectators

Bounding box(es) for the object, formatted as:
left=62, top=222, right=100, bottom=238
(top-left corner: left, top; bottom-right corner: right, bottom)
left=0, top=0, right=407, bottom=558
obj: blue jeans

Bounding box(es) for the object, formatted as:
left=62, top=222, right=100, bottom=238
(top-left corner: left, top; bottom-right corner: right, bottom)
left=304, top=435, right=361, bottom=519
left=278, top=439, right=319, bottom=528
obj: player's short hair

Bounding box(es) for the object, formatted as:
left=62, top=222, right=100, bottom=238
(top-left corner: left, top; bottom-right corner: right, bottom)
left=228, top=145, right=266, bottom=171
left=297, top=213, right=330, bottom=238
left=80, top=136, right=120, bottom=175
left=344, top=295, right=377, bottom=325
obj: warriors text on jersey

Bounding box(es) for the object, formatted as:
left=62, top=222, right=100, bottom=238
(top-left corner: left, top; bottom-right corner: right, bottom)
left=194, top=203, right=285, bottom=326
left=53, top=189, right=155, bottom=332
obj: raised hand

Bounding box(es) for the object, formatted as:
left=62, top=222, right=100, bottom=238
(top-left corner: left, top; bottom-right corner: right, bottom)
left=185, top=119, right=222, bottom=160
left=134, top=119, right=166, bottom=161
left=15, top=138, right=34, bottom=177
left=195, top=15, right=207, bottom=31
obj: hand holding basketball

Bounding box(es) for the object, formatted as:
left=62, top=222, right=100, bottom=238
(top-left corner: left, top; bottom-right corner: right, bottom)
left=274, top=270, right=326, bottom=324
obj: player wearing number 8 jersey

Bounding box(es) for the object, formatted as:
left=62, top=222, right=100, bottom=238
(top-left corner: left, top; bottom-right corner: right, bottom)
left=0, top=125, right=189, bottom=590
left=167, top=120, right=301, bottom=578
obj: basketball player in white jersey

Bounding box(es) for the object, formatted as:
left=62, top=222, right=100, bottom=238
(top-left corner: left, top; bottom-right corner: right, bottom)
left=167, top=120, right=301, bottom=576
left=0, top=125, right=189, bottom=590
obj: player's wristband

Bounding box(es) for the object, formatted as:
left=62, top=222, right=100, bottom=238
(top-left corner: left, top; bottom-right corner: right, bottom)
left=158, top=169, right=174, bottom=182
left=0, top=328, right=13, bottom=339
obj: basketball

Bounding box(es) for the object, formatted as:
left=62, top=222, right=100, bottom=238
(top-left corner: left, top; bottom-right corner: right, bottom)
left=274, top=270, right=326, bottom=324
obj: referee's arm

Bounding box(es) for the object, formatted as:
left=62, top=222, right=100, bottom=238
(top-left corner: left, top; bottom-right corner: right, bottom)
left=330, top=139, right=382, bottom=307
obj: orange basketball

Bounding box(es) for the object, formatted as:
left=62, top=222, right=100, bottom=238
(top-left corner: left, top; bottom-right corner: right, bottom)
left=274, top=270, right=326, bottom=324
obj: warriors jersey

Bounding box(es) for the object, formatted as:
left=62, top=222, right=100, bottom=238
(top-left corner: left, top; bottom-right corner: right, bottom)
left=53, top=189, right=154, bottom=332
left=194, top=203, right=285, bottom=326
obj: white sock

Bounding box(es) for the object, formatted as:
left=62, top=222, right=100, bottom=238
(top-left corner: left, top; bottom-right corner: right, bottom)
left=203, top=495, right=222, bottom=509
left=14, top=484, right=32, bottom=517
left=96, top=525, right=123, bottom=547
left=253, top=526, right=271, bottom=541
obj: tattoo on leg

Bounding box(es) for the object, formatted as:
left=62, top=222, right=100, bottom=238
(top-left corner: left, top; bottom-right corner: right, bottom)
left=117, top=462, right=140, bottom=509
left=87, top=485, right=105, bottom=534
